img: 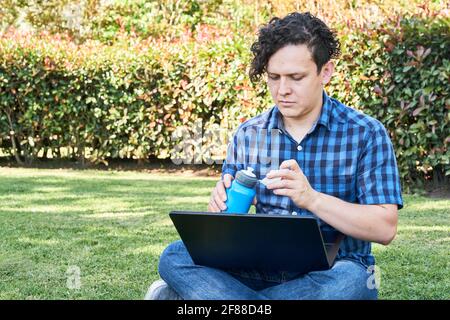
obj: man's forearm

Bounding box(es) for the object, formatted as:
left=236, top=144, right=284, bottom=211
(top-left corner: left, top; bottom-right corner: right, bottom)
left=307, top=191, right=398, bottom=245
left=265, top=160, right=399, bottom=245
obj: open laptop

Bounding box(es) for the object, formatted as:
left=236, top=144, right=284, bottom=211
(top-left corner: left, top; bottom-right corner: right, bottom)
left=169, top=211, right=344, bottom=274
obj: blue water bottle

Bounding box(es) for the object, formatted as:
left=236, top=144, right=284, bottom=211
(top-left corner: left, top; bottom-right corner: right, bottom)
left=224, top=167, right=257, bottom=214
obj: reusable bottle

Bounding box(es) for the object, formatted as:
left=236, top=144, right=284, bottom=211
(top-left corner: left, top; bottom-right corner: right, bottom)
left=224, top=167, right=257, bottom=214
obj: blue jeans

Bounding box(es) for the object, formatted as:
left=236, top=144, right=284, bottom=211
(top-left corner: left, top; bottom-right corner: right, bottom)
left=158, top=240, right=378, bottom=300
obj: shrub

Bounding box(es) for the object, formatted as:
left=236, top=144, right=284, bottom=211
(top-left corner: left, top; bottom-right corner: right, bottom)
left=0, top=4, right=448, bottom=191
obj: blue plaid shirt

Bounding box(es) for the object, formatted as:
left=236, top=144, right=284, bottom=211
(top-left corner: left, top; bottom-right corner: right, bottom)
left=222, top=91, right=403, bottom=266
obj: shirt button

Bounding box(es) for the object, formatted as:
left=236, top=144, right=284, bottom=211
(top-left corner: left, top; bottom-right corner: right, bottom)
left=297, top=145, right=302, bottom=151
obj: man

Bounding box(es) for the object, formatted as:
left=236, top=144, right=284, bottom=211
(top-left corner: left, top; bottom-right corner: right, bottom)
left=146, top=12, right=403, bottom=300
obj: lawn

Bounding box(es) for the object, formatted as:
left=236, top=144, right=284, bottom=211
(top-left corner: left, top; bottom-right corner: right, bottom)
left=0, top=167, right=448, bottom=300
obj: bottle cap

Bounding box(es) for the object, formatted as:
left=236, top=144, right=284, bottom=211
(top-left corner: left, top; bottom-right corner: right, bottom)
left=235, top=167, right=257, bottom=188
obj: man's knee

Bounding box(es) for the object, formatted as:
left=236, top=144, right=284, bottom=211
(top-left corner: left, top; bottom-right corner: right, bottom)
left=326, top=260, right=377, bottom=300
left=158, top=240, right=191, bottom=276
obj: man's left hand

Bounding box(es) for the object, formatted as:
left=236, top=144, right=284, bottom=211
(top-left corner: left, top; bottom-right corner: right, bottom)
left=265, top=159, right=319, bottom=210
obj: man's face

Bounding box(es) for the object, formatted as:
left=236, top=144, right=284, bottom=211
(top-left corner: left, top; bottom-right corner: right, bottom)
left=266, top=44, right=333, bottom=121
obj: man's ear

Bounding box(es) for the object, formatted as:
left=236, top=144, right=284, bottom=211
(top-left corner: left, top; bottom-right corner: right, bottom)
left=321, top=61, right=334, bottom=85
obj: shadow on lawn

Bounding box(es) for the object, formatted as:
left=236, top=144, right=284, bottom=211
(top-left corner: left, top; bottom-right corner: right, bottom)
left=0, top=173, right=208, bottom=261
left=0, top=174, right=213, bottom=210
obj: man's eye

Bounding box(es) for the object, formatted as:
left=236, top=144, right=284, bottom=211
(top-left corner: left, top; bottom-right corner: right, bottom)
left=293, top=77, right=304, bottom=81
left=268, top=75, right=279, bottom=80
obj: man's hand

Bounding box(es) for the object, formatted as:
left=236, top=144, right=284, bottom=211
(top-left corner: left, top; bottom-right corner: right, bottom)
left=265, top=159, right=319, bottom=210
left=208, top=173, right=257, bottom=212
left=208, top=174, right=233, bottom=212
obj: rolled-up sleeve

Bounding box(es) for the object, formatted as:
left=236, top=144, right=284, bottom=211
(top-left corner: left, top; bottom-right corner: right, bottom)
left=356, top=124, right=403, bottom=209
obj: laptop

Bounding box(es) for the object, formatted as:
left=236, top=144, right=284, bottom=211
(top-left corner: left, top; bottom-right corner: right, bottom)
left=169, top=211, right=344, bottom=274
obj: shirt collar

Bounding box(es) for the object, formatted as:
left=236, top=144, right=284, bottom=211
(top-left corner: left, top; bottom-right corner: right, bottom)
left=268, top=91, right=332, bottom=132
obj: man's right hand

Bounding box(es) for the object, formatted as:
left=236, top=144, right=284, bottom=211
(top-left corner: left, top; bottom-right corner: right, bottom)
left=208, top=174, right=233, bottom=212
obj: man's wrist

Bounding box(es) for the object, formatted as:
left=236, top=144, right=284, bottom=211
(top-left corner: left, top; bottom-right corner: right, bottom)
left=305, top=189, right=322, bottom=212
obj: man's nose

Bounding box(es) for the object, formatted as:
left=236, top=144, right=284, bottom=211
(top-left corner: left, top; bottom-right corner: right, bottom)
left=278, top=78, right=292, bottom=96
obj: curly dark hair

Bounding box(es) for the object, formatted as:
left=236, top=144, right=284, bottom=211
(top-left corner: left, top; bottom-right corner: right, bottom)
left=249, top=12, right=341, bottom=82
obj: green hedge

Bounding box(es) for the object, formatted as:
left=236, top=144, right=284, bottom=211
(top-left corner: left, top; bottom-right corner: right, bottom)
left=1, top=13, right=449, bottom=190
left=0, top=32, right=268, bottom=165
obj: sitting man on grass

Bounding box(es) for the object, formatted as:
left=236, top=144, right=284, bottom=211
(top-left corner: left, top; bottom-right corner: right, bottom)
left=146, top=11, right=403, bottom=300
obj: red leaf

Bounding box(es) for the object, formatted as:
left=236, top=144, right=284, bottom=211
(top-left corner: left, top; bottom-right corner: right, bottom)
left=423, top=48, right=432, bottom=59
left=419, top=95, right=425, bottom=107
left=412, top=106, right=425, bottom=116
left=373, top=86, right=383, bottom=95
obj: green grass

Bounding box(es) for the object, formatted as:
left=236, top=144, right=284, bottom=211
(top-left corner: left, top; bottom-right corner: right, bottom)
left=0, top=167, right=448, bottom=300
